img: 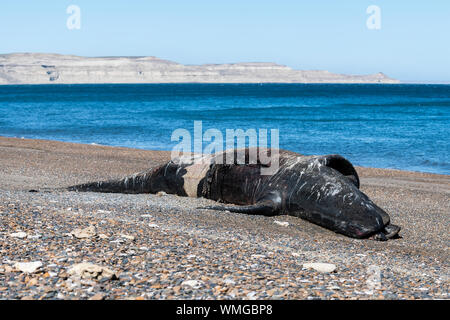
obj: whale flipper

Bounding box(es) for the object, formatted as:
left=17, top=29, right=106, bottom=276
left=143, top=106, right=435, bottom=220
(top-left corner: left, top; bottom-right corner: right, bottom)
left=199, top=199, right=280, bottom=216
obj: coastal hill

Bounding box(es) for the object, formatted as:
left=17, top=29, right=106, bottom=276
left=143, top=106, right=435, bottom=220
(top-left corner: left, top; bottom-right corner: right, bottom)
left=0, top=53, right=400, bottom=84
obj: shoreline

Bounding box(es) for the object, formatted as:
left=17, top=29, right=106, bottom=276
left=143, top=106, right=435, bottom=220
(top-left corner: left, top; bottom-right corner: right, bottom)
left=0, top=135, right=447, bottom=178
left=0, top=82, right=407, bottom=86
left=2, top=82, right=450, bottom=86
left=0, top=136, right=448, bottom=299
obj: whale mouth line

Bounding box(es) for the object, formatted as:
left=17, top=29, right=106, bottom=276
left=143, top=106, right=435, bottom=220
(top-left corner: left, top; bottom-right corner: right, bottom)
left=383, top=224, right=401, bottom=239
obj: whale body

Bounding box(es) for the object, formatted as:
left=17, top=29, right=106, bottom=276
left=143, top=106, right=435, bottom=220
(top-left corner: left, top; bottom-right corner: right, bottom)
left=67, top=148, right=401, bottom=240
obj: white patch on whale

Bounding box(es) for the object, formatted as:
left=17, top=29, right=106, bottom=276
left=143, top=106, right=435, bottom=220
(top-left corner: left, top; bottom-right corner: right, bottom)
left=181, top=154, right=213, bottom=197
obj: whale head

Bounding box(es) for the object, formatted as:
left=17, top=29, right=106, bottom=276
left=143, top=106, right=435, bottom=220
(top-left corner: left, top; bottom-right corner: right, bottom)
left=288, top=155, right=400, bottom=240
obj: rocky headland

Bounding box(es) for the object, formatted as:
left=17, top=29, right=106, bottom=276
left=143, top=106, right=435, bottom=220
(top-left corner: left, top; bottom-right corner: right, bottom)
left=0, top=53, right=400, bottom=85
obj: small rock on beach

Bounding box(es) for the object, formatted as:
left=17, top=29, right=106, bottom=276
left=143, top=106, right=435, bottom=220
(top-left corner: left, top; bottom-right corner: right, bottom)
left=14, top=261, right=43, bottom=274
left=303, top=263, right=337, bottom=273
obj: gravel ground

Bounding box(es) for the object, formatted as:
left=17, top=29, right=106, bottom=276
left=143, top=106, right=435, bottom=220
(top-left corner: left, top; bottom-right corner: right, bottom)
left=0, top=137, right=448, bottom=300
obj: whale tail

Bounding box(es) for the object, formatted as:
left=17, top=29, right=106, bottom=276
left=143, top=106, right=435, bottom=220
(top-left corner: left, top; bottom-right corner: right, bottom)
left=67, top=170, right=154, bottom=194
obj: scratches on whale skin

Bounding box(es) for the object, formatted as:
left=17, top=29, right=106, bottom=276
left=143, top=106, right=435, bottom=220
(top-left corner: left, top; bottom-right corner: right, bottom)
left=295, top=180, right=308, bottom=196
left=163, top=162, right=171, bottom=177
left=342, top=193, right=355, bottom=205
left=285, top=156, right=302, bottom=170
left=306, top=184, right=317, bottom=201
left=364, top=201, right=375, bottom=210
left=321, top=181, right=343, bottom=198
left=122, top=171, right=147, bottom=191
left=307, top=158, right=323, bottom=171
left=246, top=177, right=256, bottom=201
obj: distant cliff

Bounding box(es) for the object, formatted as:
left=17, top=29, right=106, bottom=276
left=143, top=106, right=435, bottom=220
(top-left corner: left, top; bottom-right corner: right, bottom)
left=0, top=53, right=400, bottom=84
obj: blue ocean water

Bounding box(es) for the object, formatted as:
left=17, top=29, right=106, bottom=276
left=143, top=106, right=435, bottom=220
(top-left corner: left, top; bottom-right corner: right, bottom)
left=0, top=84, right=449, bottom=174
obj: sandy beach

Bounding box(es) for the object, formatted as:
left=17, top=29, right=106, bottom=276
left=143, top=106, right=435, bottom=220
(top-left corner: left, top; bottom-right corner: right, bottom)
left=0, top=136, right=448, bottom=299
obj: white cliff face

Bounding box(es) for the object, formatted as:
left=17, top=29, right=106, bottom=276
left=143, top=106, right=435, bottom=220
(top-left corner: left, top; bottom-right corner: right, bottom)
left=0, top=53, right=400, bottom=84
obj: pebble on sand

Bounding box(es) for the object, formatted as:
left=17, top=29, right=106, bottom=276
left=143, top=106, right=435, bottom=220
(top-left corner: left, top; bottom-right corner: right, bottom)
left=120, top=234, right=135, bottom=241
left=274, top=220, right=289, bottom=227
left=68, top=262, right=118, bottom=280
left=9, top=232, right=28, bottom=239
left=181, top=280, right=204, bottom=289
left=14, top=261, right=43, bottom=274
left=89, top=293, right=106, bottom=300
left=303, top=263, right=336, bottom=273
left=70, top=225, right=97, bottom=239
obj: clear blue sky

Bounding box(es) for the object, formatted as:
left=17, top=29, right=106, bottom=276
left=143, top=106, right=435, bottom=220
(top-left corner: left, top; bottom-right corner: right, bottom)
left=1, top=0, right=449, bottom=82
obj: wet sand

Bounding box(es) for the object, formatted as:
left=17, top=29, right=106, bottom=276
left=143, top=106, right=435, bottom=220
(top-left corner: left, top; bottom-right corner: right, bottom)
left=0, top=136, right=448, bottom=299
